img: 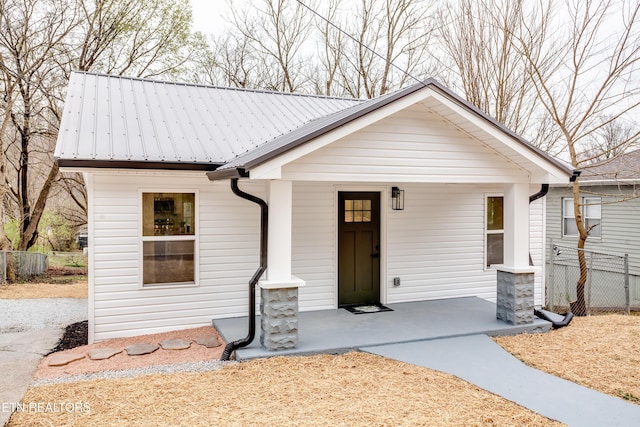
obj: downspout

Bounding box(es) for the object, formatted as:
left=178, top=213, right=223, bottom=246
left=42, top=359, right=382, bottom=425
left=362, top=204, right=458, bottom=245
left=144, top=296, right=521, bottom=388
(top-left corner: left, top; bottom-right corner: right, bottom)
left=220, top=178, right=268, bottom=361
left=529, top=184, right=549, bottom=204
left=528, top=184, right=549, bottom=266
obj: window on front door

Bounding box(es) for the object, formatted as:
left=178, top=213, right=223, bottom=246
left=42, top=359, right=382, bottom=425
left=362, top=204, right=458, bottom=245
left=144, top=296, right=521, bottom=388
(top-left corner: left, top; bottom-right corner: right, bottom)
left=141, top=192, right=196, bottom=286
left=486, top=195, right=504, bottom=268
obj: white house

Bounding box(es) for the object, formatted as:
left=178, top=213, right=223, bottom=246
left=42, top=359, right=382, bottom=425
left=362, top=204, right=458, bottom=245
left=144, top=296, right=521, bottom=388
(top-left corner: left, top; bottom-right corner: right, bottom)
left=55, top=72, right=575, bottom=346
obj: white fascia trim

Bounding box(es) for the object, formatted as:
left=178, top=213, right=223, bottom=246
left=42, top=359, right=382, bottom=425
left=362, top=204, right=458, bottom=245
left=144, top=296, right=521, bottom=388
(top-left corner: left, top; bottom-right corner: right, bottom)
left=428, top=91, right=572, bottom=184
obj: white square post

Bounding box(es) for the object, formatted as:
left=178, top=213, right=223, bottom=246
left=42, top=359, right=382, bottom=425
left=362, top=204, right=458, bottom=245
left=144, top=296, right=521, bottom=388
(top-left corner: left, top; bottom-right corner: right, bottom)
left=497, top=183, right=535, bottom=325
left=259, top=180, right=304, bottom=350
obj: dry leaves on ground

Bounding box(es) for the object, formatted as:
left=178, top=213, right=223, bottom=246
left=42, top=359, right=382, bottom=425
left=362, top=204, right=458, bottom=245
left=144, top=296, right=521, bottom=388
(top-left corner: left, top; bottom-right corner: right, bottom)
left=9, top=352, right=562, bottom=427
left=494, top=314, right=640, bottom=404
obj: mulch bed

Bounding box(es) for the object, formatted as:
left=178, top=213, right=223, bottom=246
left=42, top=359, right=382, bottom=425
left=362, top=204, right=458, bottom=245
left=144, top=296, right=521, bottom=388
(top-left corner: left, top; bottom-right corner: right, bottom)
left=47, top=321, right=88, bottom=355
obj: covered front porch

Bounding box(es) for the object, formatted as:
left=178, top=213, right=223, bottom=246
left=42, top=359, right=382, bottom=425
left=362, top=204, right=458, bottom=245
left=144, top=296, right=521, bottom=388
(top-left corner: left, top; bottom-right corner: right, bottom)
left=213, top=297, right=551, bottom=361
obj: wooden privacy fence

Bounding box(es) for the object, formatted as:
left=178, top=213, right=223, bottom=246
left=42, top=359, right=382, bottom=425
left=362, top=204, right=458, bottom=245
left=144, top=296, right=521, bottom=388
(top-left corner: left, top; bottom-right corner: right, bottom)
left=0, top=251, right=48, bottom=283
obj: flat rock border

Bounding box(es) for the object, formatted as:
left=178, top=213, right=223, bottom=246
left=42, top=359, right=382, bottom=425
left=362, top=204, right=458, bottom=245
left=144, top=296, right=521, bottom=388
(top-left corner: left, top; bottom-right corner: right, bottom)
left=44, top=333, right=223, bottom=368
left=159, top=339, right=192, bottom=350
left=125, top=343, right=159, bottom=356
left=48, top=353, right=85, bottom=367
left=88, top=348, right=122, bottom=360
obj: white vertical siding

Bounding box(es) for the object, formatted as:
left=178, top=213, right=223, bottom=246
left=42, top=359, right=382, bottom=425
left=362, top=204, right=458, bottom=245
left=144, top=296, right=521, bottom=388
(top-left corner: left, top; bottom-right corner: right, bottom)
left=90, top=172, right=264, bottom=342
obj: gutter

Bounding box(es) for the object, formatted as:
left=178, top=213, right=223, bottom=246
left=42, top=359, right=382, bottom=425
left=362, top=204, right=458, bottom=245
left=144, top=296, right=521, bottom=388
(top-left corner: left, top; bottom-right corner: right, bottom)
left=220, top=178, right=268, bottom=361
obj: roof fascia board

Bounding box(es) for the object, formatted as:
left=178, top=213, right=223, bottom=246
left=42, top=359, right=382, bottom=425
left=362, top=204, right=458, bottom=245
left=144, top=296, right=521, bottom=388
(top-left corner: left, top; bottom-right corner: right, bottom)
left=428, top=90, right=573, bottom=183
left=248, top=85, right=436, bottom=179
left=206, top=168, right=248, bottom=181
left=57, top=158, right=221, bottom=172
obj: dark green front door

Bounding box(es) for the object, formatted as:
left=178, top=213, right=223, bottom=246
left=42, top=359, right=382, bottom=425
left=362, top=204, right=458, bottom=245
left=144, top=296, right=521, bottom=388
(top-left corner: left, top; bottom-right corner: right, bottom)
left=338, top=192, right=380, bottom=306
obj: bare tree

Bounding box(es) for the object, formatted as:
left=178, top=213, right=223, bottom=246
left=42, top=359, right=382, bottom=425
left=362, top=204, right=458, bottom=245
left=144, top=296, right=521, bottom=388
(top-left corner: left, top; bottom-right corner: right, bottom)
left=0, top=0, right=79, bottom=252
left=579, top=118, right=639, bottom=164
left=518, top=0, right=640, bottom=315
left=0, top=0, right=206, bottom=254
left=228, top=0, right=316, bottom=92
left=437, top=0, right=560, bottom=151
left=317, top=0, right=435, bottom=98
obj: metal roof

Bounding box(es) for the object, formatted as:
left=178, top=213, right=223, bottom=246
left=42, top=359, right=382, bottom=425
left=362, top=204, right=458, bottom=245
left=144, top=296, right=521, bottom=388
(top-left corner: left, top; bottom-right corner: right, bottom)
left=55, top=72, right=362, bottom=169
left=210, top=79, right=576, bottom=180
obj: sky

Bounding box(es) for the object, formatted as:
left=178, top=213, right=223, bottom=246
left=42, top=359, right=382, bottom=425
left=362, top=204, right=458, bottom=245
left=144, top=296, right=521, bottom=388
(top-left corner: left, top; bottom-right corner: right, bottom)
left=190, top=1, right=234, bottom=35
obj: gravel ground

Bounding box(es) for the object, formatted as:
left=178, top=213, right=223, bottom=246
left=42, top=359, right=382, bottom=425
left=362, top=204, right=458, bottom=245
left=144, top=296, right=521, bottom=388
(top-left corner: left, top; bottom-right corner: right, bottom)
left=0, top=298, right=88, bottom=333
left=31, top=359, right=236, bottom=386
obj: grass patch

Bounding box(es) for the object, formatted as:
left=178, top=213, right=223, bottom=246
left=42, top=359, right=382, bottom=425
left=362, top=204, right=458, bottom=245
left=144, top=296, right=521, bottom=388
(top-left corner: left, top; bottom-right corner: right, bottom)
left=47, top=252, right=87, bottom=269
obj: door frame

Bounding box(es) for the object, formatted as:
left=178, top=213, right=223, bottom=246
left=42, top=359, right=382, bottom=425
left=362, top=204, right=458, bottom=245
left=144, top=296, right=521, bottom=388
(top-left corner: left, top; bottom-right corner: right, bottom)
left=334, top=185, right=388, bottom=307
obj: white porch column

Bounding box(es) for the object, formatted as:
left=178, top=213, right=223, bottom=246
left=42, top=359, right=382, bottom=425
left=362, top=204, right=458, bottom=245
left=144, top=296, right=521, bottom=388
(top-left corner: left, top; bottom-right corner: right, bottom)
left=503, top=183, right=530, bottom=269
left=266, top=179, right=293, bottom=281
left=259, top=180, right=304, bottom=351
left=497, top=183, right=535, bottom=325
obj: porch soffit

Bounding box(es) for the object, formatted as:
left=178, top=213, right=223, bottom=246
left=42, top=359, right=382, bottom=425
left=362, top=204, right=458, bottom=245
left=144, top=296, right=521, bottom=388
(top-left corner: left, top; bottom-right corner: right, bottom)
left=247, top=89, right=573, bottom=185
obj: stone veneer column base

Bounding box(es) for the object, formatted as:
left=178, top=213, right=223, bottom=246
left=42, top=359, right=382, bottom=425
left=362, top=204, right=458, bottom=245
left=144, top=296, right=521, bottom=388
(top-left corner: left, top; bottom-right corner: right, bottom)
left=497, top=269, right=534, bottom=325
left=260, top=287, right=298, bottom=351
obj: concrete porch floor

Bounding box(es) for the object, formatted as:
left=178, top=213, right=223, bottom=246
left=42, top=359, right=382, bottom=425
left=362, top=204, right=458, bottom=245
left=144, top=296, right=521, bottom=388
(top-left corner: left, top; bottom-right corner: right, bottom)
left=213, top=297, right=551, bottom=361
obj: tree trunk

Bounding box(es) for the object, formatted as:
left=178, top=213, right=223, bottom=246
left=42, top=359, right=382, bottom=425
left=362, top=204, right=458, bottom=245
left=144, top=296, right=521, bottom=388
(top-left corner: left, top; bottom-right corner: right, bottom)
left=571, top=180, right=589, bottom=316
left=16, top=162, right=59, bottom=252
left=0, top=80, right=16, bottom=281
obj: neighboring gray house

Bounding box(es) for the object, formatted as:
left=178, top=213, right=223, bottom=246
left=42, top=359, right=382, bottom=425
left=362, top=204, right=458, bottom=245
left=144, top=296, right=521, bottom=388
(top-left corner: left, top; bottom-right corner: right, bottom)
left=546, top=150, right=640, bottom=309
left=55, top=72, right=574, bottom=345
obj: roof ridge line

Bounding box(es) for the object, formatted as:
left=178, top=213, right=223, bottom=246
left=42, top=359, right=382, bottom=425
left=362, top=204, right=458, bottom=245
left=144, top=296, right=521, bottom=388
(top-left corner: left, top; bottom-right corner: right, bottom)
left=69, top=70, right=363, bottom=102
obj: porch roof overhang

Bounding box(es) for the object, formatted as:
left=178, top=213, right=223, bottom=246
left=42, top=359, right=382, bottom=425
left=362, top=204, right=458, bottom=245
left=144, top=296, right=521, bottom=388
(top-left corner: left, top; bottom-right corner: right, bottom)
left=207, top=80, right=576, bottom=185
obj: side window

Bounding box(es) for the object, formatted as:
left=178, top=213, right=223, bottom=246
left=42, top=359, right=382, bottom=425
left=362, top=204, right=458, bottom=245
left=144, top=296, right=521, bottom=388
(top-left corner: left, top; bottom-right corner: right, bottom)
left=562, top=198, right=578, bottom=237
left=562, top=197, right=601, bottom=238
left=486, top=196, right=504, bottom=268
left=584, top=197, right=602, bottom=238
left=141, top=192, right=196, bottom=286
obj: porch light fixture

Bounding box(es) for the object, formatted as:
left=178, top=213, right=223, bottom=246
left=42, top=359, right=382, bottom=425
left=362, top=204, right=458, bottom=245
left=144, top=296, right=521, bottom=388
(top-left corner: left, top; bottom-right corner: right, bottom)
left=391, top=186, right=404, bottom=210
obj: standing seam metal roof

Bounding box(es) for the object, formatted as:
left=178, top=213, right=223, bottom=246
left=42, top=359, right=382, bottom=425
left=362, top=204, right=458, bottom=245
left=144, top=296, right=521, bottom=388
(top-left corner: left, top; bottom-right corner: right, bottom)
left=213, top=78, right=576, bottom=179
left=54, top=71, right=362, bottom=168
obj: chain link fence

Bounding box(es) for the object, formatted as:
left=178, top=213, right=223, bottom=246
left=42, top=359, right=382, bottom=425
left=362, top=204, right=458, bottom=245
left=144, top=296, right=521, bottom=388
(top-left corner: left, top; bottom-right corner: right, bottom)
left=0, top=251, right=49, bottom=283
left=546, top=241, right=632, bottom=315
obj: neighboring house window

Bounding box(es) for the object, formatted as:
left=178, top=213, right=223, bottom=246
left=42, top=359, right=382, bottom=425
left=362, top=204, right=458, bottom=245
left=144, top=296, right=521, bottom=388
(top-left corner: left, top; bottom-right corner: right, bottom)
left=562, top=197, right=601, bottom=238
left=141, top=192, right=196, bottom=286
left=486, top=195, right=504, bottom=268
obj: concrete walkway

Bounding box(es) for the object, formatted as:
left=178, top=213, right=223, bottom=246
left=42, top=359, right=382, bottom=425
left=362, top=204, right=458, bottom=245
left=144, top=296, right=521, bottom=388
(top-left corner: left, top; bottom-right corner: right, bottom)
left=363, top=334, right=640, bottom=427
left=0, top=299, right=87, bottom=426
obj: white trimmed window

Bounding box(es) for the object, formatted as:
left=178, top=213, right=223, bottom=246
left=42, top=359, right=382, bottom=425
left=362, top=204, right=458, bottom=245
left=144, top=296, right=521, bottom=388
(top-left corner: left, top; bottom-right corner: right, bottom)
left=562, top=197, right=601, bottom=238
left=486, top=195, right=504, bottom=268
left=141, top=192, right=196, bottom=286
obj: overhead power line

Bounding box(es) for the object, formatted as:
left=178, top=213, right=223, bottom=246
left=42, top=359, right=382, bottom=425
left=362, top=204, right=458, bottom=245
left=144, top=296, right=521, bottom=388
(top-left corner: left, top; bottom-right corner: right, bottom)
left=294, top=0, right=424, bottom=87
